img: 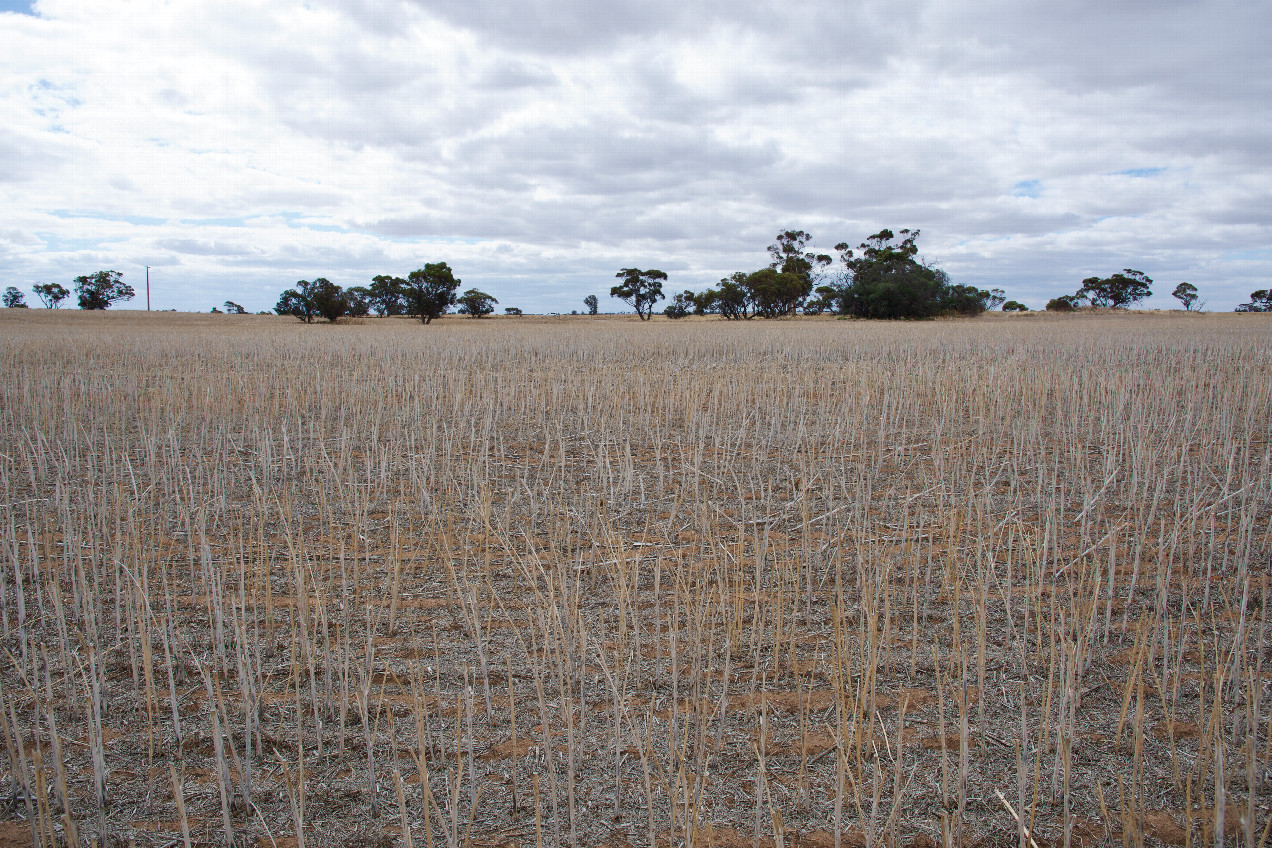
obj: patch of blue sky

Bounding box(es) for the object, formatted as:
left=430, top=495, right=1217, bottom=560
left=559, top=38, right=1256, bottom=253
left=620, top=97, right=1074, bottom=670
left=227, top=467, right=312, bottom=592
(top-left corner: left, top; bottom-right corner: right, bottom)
left=1, top=2, right=35, bottom=15
left=271, top=212, right=343, bottom=232
left=34, top=80, right=79, bottom=102
left=180, top=216, right=250, bottom=227
left=1113, top=167, right=1164, bottom=178
left=287, top=221, right=346, bottom=233
left=51, top=209, right=167, bottom=226
left=1011, top=180, right=1042, bottom=198
left=1221, top=248, right=1272, bottom=261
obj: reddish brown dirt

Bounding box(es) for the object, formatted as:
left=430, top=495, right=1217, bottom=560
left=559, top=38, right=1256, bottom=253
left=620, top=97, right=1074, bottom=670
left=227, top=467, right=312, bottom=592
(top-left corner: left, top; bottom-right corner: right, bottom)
left=0, top=823, right=33, bottom=848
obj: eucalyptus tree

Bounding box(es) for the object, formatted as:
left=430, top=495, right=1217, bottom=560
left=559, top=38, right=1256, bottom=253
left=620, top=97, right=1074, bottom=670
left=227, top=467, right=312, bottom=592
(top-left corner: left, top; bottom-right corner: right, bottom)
left=34, top=282, right=69, bottom=308
left=610, top=268, right=667, bottom=320
left=402, top=264, right=460, bottom=324
left=1171, top=282, right=1201, bottom=311
left=74, top=270, right=134, bottom=310
left=1078, top=270, right=1153, bottom=308
left=457, top=288, right=498, bottom=317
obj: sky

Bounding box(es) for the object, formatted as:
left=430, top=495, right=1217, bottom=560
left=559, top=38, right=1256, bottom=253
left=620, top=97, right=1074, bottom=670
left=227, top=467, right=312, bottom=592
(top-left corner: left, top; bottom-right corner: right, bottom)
left=2, top=0, right=1270, bottom=313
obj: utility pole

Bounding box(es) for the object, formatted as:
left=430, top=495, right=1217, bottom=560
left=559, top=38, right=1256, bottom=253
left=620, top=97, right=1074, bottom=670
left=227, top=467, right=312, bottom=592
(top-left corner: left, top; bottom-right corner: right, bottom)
left=146, top=266, right=151, bottom=311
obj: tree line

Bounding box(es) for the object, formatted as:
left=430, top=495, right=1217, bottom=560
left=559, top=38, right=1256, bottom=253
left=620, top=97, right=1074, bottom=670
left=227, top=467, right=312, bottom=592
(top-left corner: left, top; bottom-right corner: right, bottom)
left=274, top=264, right=503, bottom=323
left=3, top=272, right=136, bottom=310
left=5, top=230, right=1270, bottom=316
left=615, top=229, right=1016, bottom=321
left=598, top=229, right=1262, bottom=320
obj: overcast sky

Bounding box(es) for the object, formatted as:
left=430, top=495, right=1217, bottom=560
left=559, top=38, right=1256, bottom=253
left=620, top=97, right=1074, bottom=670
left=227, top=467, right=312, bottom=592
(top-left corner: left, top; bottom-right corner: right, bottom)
left=2, top=0, right=1269, bottom=313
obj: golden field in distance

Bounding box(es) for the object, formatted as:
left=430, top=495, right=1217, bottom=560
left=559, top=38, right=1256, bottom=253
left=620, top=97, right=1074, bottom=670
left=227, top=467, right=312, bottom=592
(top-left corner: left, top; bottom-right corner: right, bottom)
left=1, top=310, right=1269, bottom=847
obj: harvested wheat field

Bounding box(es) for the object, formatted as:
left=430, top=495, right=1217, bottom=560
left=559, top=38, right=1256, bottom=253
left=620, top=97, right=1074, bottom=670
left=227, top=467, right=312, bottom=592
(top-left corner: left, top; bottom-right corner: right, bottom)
left=1, top=309, right=1269, bottom=848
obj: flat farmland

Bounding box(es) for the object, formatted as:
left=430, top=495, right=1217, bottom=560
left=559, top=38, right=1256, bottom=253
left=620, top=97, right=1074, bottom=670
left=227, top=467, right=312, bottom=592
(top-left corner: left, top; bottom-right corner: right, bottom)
left=1, top=310, right=1269, bottom=848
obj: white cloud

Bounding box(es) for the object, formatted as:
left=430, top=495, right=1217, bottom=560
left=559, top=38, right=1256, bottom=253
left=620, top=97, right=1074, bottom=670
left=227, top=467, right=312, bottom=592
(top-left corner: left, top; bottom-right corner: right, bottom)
left=0, top=0, right=1269, bottom=312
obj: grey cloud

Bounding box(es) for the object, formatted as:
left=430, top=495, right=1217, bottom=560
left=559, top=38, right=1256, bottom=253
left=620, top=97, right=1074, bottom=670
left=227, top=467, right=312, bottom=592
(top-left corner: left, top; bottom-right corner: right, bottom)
left=477, top=59, right=558, bottom=90
left=406, top=0, right=913, bottom=71
left=932, top=0, right=1271, bottom=101
left=0, top=127, right=72, bottom=182
left=941, top=208, right=1087, bottom=239
left=244, top=188, right=346, bottom=209
left=450, top=124, right=781, bottom=196
left=405, top=0, right=692, bottom=52
left=236, top=3, right=898, bottom=156
left=364, top=214, right=443, bottom=239
left=323, top=0, right=418, bottom=37
left=155, top=238, right=256, bottom=256
left=608, top=64, right=806, bottom=128
left=0, top=229, right=43, bottom=247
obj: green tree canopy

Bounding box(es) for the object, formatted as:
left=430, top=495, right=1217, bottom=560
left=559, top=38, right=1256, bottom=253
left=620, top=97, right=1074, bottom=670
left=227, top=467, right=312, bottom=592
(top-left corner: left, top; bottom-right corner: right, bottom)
left=766, top=229, right=831, bottom=311
left=403, top=263, right=460, bottom=324
left=699, top=273, right=753, bottom=320
left=1078, top=269, right=1153, bottom=308
left=1235, top=289, right=1272, bottom=312
left=663, top=290, right=697, bottom=319
left=1171, top=282, right=1200, bottom=311
left=943, top=284, right=995, bottom=316
left=344, top=287, right=372, bottom=317
left=3, top=287, right=27, bottom=308
left=275, top=279, right=323, bottom=323
left=611, top=268, right=667, bottom=320
left=368, top=275, right=407, bottom=316
left=457, top=288, right=498, bottom=317
left=823, top=229, right=993, bottom=319
left=34, top=282, right=69, bottom=308
left=743, top=268, right=808, bottom=318
left=74, top=270, right=134, bottom=310
left=310, top=279, right=351, bottom=323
